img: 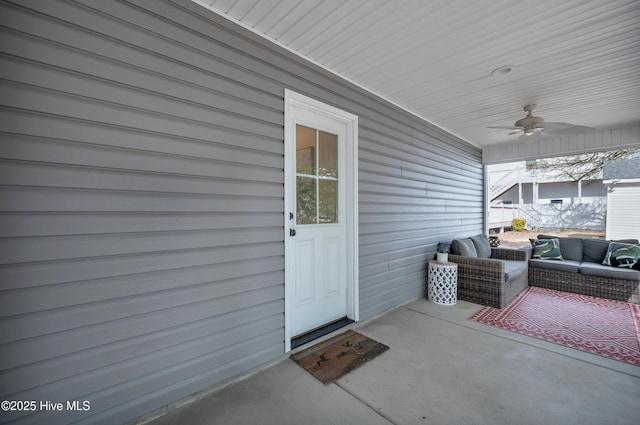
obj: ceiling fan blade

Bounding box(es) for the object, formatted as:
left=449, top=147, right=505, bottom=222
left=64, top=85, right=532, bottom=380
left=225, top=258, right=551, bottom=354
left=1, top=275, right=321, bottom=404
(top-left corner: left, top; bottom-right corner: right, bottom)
left=487, top=126, right=523, bottom=130
left=539, top=121, right=583, bottom=131
left=570, top=125, right=596, bottom=133
left=544, top=124, right=596, bottom=135
left=508, top=130, right=523, bottom=135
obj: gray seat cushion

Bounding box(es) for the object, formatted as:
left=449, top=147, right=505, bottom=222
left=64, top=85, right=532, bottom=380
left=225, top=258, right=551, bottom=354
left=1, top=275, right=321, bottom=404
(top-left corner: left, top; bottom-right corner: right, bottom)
left=504, top=260, right=528, bottom=283
left=451, top=238, right=477, bottom=257
left=470, top=234, right=491, bottom=258
left=529, top=259, right=581, bottom=273
left=579, top=262, right=640, bottom=281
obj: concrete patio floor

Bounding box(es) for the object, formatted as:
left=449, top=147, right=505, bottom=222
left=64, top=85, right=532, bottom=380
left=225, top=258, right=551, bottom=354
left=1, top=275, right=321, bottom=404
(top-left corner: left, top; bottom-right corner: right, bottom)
left=138, top=297, right=640, bottom=425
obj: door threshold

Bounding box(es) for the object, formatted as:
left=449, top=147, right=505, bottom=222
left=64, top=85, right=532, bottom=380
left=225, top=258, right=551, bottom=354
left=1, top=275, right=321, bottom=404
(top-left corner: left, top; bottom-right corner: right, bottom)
left=291, top=317, right=354, bottom=349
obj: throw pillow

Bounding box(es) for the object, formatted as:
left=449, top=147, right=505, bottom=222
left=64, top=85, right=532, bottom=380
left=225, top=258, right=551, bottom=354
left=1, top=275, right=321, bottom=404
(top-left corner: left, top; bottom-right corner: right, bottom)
left=602, top=242, right=640, bottom=269
left=470, top=234, right=492, bottom=258
left=531, top=238, right=563, bottom=260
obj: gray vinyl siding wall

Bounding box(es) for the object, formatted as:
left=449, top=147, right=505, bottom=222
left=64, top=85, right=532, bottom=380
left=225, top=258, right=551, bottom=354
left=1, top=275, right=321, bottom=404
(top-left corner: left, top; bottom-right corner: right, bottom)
left=0, top=1, right=483, bottom=424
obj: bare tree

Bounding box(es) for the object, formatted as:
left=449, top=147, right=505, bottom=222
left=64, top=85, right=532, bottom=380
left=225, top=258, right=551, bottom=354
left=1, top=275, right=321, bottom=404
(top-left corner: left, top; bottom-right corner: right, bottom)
left=528, top=148, right=640, bottom=182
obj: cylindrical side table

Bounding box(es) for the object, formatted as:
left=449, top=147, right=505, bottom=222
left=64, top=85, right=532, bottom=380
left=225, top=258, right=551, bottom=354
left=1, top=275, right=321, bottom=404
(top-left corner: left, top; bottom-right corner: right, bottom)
left=427, top=260, right=458, bottom=305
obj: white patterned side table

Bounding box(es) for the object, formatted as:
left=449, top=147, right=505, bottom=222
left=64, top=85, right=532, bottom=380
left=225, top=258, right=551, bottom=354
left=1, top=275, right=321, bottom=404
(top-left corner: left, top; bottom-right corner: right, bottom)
left=427, top=260, right=458, bottom=305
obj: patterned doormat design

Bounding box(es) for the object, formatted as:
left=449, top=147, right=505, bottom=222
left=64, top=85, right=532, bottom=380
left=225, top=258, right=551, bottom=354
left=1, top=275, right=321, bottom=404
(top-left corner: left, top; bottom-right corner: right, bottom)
left=470, top=286, right=640, bottom=366
left=290, top=330, right=389, bottom=384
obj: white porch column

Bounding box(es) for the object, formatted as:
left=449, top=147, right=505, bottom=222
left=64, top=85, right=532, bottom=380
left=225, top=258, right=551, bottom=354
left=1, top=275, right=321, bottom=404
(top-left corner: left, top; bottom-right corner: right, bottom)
left=577, top=179, right=582, bottom=202
left=518, top=182, right=523, bottom=206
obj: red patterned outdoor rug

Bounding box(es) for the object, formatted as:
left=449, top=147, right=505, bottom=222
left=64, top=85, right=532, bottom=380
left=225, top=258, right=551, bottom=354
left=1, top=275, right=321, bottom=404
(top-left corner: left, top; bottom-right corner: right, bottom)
left=469, top=287, right=640, bottom=366
left=290, top=330, right=389, bottom=384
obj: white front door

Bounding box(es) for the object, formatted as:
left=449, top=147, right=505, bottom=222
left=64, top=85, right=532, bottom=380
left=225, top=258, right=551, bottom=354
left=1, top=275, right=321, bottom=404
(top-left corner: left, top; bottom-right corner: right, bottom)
left=284, top=90, right=358, bottom=351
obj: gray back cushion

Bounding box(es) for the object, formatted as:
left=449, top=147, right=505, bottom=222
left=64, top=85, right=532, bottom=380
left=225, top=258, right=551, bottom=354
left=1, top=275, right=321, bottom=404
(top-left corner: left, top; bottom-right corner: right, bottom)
left=558, top=238, right=583, bottom=262
left=470, top=234, right=491, bottom=258
left=582, top=239, right=609, bottom=263
left=451, top=238, right=478, bottom=257
left=582, top=238, right=639, bottom=263
left=616, top=239, right=640, bottom=244
left=450, top=239, right=462, bottom=255
left=537, top=235, right=583, bottom=262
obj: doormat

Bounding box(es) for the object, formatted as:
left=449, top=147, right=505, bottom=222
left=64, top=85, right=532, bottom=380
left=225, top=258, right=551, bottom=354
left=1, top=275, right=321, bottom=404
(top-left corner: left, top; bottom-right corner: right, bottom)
left=469, top=286, right=640, bottom=366
left=290, top=330, right=389, bottom=384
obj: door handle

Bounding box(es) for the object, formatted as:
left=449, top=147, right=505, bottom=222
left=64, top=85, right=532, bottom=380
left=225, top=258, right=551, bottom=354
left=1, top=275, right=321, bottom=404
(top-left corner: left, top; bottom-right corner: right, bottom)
left=289, top=228, right=296, bottom=237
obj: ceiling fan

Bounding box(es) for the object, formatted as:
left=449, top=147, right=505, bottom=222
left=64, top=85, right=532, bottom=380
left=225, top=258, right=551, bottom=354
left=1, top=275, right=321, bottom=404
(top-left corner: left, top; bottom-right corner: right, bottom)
left=488, top=104, right=595, bottom=141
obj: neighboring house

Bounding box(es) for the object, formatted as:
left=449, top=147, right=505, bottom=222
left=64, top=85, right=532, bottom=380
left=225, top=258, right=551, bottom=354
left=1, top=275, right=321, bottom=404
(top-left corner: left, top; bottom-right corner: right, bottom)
left=491, top=162, right=607, bottom=205
left=497, top=178, right=606, bottom=205
left=603, top=158, right=640, bottom=240
left=489, top=162, right=607, bottom=230
left=0, top=2, right=483, bottom=425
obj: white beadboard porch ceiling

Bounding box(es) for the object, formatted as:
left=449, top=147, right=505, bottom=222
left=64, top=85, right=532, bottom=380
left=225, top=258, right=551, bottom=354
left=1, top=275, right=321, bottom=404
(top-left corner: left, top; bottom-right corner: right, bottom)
left=194, top=0, right=640, bottom=148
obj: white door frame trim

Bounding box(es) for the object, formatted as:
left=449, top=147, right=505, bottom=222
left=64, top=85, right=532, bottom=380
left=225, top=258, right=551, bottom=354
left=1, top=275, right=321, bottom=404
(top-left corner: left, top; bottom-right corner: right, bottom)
left=283, top=89, right=359, bottom=352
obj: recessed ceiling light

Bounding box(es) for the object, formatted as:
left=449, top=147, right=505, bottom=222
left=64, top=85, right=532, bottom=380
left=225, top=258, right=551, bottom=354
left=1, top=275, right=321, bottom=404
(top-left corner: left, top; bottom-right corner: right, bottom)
left=491, top=65, right=515, bottom=76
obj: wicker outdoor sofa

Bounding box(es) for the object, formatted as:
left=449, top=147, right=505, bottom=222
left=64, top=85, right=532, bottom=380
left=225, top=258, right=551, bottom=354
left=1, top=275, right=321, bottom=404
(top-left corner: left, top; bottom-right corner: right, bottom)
left=447, top=234, right=640, bottom=309
left=528, top=235, right=640, bottom=305
left=448, top=235, right=529, bottom=309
